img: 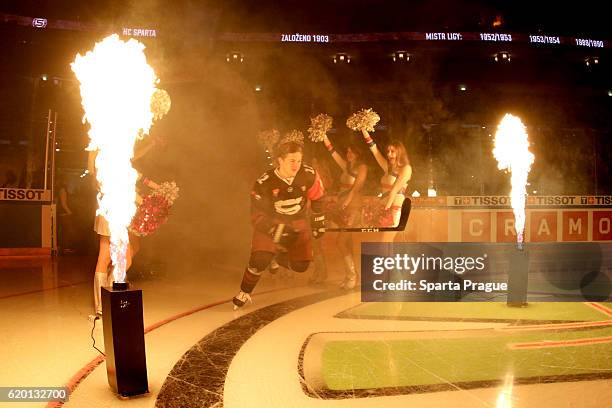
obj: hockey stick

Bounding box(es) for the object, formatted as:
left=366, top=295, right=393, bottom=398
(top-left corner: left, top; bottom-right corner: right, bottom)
left=326, top=198, right=412, bottom=232
left=272, top=223, right=286, bottom=243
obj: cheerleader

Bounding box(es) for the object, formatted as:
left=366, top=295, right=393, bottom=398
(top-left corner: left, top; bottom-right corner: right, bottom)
left=322, top=134, right=367, bottom=289
left=88, top=150, right=165, bottom=318
left=361, top=129, right=412, bottom=228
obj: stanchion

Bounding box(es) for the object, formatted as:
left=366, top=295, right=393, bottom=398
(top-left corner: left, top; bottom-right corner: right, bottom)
left=101, top=282, right=148, bottom=397
left=507, top=246, right=529, bottom=307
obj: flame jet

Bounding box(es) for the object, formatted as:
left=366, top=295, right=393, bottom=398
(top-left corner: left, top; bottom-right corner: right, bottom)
left=72, top=34, right=157, bottom=283
left=493, top=114, right=535, bottom=248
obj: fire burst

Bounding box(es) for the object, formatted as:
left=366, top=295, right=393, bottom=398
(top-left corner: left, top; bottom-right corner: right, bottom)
left=493, top=114, right=535, bottom=248
left=71, top=34, right=157, bottom=282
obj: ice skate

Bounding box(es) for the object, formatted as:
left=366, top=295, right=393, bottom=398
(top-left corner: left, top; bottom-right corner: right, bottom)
left=268, top=258, right=280, bottom=275
left=232, top=290, right=252, bottom=310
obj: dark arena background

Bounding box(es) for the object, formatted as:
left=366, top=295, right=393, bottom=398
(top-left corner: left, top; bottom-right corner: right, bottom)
left=0, top=1, right=611, bottom=407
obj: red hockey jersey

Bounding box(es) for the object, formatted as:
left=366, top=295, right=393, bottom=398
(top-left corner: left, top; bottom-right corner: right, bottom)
left=251, top=164, right=324, bottom=228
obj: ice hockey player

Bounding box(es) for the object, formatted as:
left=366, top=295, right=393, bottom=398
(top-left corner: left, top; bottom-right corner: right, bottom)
left=233, top=139, right=326, bottom=309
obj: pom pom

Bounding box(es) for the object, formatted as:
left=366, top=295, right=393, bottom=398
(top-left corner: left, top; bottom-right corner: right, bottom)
left=377, top=208, right=395, bottom=227
left=129, top=195, right=171, bottom=237
left=362, top=200, right=394, bottom=227
left=346, top=108, right=380, bottom=132
left=279, top=129, right=304, bottom=145
left=256, top=129, right=280, bottom=150
left=153, top=181, right=180, bottom=206
left=307, top=113, right=333, bottom=142
left=129, top=180, right=179, bottom=236
left=324, top=198, right=351, bottom=227
left=151, top=89, right=171, bottom=120
left=362, top=204, right=375, bottom=226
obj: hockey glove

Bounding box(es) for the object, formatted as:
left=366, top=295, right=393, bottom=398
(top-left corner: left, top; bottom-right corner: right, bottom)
left=311, top=213, right=326, bottom=239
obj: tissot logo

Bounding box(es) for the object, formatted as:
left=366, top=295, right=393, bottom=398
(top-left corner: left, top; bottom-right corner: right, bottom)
left=32, top=18, right=48, bottom=28
left=0, top=188, right=49, bottom=201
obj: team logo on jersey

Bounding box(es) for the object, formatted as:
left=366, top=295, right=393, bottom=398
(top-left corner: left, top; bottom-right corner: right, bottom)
left=257, top=173, right=270, bottom=184
left=301, top=186, right=306, bottom=191
left=272, top=188, right=279, bottom=197
left=287, top=187, right=293, bottom=192
left=274, top=197, right=303, bottom=215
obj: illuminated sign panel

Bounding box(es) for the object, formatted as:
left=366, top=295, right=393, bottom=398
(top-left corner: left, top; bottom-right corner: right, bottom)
left=461, top=212, right=491, bottom=242
left=593, top=211, right=612, bottom=240
left=222, top=31, right=610, bottom=49
left=425, top=32, right=463, bottom=40
left=480, top=33, right=513, bottom=42
left=0, top=189, right=51, bottom=202
left=529, top=35, right=561, bottom=44
left=575, top=38, right=604, bottom=48
left=32, top=18, right=47, bottom=28
left=280, top=33, right=329, bottom=43
left=562, top=211, right=588, bottom=241
left=122, top=28, right=157, bottom=38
